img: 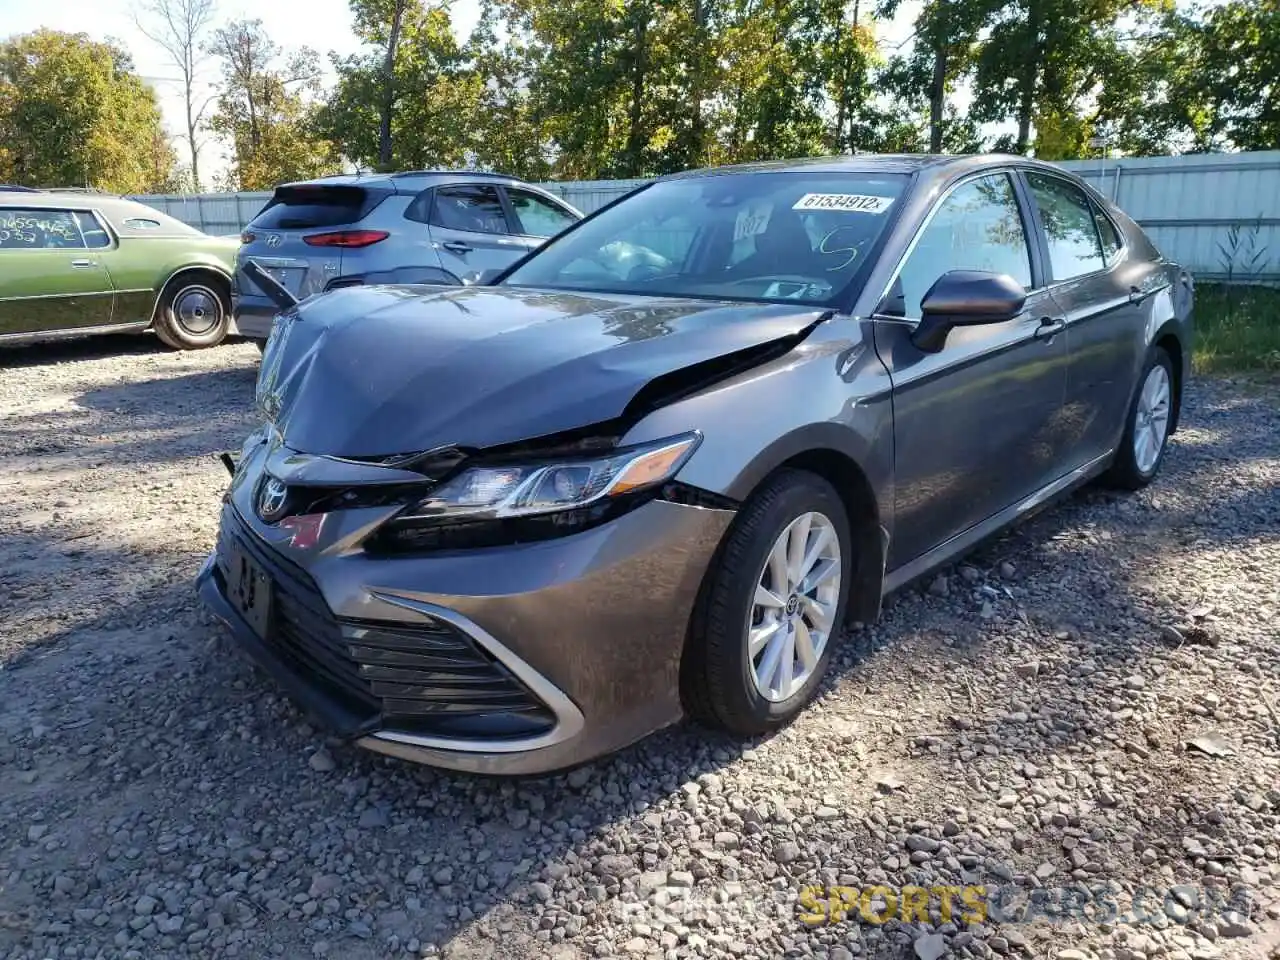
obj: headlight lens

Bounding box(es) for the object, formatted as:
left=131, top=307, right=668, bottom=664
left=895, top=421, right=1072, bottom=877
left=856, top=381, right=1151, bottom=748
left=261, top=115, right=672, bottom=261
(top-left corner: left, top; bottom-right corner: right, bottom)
left=398, top=433, right=701, bottom=523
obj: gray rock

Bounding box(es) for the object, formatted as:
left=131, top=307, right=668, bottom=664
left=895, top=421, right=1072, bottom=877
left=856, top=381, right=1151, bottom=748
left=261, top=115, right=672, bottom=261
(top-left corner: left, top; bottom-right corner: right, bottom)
left=134, top=895, right=158, bottom=917
left=775, top=842, right=802, bottom=864
left=307, top=749, right=336, bottom=772
left=905, top=834, right=939, bottom=853
left=915, top=933, right=947, bottom=960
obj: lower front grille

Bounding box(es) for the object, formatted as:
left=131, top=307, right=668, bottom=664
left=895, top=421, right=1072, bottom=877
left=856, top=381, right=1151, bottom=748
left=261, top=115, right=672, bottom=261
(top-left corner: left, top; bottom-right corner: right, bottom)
left=216, top=508, right=556, bottom=740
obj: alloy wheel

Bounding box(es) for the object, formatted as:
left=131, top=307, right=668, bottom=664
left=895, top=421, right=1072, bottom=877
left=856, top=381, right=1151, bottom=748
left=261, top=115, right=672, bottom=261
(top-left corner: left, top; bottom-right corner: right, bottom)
left=1133, top=363, right=1171, bottom=474
left=746, top=511, right=842, bottom=703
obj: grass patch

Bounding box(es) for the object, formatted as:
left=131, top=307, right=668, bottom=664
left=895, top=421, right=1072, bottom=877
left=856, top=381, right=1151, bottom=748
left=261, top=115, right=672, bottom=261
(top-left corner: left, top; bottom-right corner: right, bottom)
left=1192, top=283, right=1280, bottom=375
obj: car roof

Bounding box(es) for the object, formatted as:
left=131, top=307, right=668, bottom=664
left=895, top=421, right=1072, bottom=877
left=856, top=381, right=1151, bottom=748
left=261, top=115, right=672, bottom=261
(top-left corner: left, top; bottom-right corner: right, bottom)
left=0, top=190, right=207, bottom=236
left=655, top=152, right=1076, bottom=183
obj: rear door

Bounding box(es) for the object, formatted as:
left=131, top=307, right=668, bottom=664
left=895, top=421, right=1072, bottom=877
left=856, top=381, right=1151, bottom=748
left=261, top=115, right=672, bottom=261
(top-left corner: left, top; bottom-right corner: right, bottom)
left=0, top=207, right=115, bottom=336
left=424, top=183, right=528, bottom=281
left=502, top=187, right=580, bottom=252
left=238, top=184, right=390, bottom=310
left=1020, top=170, right=1151, bottom=470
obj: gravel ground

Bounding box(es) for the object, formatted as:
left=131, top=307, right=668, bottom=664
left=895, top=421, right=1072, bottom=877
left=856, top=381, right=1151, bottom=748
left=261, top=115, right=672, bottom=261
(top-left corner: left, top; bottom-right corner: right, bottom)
left=1, top=334, right=1278, bottom=960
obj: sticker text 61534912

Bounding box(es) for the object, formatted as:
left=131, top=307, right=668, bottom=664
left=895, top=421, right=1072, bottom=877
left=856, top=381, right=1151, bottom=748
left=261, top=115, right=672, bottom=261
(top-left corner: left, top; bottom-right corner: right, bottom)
left=793, top=193, right=895, bottom=214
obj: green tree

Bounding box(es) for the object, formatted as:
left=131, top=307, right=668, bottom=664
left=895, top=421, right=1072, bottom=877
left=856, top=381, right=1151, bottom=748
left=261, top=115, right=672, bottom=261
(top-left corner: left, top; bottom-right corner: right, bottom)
left=967, top=0, right=1170, bottom=157
left=317, top=0, right=487, bottom=173
left=207, top=19, right=339, bottom=190
left=0, top=29, right=178, bottom=192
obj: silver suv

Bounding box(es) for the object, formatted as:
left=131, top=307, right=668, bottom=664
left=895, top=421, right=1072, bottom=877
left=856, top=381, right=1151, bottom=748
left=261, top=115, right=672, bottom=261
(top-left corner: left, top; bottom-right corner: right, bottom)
left=232, top=171, right=582, bottom=341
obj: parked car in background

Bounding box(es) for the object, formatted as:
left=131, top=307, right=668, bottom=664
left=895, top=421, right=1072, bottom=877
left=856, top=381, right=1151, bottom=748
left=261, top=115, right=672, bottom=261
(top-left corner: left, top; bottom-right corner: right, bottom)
left=200, top=153, right=1194, bottom=775
left=0, top=190, right=239, bottom=350
left=232, top=170, right=583, bottom=342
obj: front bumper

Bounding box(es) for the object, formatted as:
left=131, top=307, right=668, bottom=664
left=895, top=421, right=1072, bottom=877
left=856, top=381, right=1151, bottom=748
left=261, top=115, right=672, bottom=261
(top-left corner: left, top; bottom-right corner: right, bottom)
left=197, top=494, right=734, bottom=775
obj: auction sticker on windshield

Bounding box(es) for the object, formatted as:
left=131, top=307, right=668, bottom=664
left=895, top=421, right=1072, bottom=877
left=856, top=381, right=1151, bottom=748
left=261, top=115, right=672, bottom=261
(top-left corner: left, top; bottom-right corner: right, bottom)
left=793, top=193, right=895, bottom=213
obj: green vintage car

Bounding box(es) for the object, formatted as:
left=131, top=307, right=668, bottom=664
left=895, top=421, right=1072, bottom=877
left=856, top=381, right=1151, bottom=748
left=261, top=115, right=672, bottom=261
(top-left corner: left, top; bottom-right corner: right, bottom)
left=0, top=188, right=240, bottom=349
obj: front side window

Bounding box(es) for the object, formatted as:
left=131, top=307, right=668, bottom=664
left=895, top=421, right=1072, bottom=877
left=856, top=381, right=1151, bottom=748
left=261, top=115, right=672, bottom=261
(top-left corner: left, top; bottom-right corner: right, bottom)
left=1026, top=172, right=1105, bottom=281
left=0, top=208, right=86, bottom=250
left=507, top=189, right=577, bottom=238
left=501, top=172, right=909, bottom=307
left=893, top=173, right=1033, bottom=318
left=431, top=185, right=508, bottom=235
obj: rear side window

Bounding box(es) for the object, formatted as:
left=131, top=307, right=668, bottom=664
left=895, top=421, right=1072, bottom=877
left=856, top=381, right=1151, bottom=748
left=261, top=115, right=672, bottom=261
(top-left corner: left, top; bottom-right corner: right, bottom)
left=249, top=185, right=385, bottom=230
left=1091, top=202, right=1123, bottom=265
left=1026, top=172, right=1105, bottom=281
left=75, top=211, right=112, bottom=248
left=430, top=185, right=508, bottom=235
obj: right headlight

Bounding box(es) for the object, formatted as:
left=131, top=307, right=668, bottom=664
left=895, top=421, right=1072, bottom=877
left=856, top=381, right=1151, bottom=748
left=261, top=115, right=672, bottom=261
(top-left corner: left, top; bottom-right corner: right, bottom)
left=372, top=432, right=701, bottom=551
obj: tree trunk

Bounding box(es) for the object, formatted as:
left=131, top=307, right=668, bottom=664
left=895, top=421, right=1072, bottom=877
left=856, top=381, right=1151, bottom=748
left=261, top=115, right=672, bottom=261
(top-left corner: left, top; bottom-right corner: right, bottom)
left=185, top=82, right=200, bottom=190
left=625, top=12, right=649, bottom=175
left=929, top=44, right=947, bottom=153
left=688, top=0, right=707, bottom=166
left=1015, top=0, right=1041, bottom=154
left=378, top=0, right=408, bottom=171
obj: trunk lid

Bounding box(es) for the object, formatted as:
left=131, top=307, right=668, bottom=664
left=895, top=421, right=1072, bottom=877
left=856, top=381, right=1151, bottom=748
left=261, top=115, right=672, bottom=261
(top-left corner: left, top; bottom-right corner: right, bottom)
left=237, top=183, right=393, bottom=305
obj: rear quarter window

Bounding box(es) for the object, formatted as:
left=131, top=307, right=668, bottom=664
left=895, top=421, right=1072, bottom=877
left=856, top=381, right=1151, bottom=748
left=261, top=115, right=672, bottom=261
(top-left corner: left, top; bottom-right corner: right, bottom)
left=250, top=185, right=387, bottom=230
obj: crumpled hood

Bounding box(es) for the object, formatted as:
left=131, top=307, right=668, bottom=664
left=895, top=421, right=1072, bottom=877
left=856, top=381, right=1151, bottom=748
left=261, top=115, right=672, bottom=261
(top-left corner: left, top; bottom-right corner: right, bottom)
left=255, top=284, right=826, bottom=459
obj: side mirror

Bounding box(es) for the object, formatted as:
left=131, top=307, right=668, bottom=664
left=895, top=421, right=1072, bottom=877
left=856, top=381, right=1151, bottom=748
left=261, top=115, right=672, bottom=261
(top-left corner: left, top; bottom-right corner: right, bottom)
left=911, top=270, right=1027, bottom=353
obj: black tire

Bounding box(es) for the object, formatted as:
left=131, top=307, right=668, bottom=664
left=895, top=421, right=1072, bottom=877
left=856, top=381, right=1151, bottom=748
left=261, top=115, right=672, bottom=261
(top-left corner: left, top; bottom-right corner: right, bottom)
left=153, top=274, right=231, bottom=350
left=1102, top=345, right=1176, bottom=490
left=682, top=468, right=853, bottom=737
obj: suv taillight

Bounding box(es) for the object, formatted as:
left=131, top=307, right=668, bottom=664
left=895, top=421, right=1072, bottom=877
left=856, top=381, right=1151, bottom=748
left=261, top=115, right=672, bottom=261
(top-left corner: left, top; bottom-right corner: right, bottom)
left=303, top=230, right=390, bottom=248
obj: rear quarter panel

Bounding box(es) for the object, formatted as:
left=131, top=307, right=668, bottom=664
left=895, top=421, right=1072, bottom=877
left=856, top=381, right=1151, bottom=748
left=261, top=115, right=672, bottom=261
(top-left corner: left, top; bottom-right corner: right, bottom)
left=105, top=236, right=238, bottom=324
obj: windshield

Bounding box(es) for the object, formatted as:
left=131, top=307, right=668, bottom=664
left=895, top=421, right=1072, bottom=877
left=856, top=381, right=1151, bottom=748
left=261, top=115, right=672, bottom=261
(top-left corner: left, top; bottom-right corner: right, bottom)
left=500, top=171, right=909, bottom=306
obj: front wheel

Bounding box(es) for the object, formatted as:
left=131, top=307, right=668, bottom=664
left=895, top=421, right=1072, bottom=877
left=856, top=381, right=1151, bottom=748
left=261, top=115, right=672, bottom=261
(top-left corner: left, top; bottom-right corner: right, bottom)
left=682, top=469, right=852, bottom=737
left=1102, top=345, right=1175, bottom=490
left=153, top=276, right=231, bottom=350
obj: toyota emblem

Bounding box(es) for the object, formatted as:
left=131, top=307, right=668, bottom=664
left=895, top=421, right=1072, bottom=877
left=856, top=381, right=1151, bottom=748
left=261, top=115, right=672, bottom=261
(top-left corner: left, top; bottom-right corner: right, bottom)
left=257, top=476, right=289, bottom=522
left=265, top=234, right=282, bottom=248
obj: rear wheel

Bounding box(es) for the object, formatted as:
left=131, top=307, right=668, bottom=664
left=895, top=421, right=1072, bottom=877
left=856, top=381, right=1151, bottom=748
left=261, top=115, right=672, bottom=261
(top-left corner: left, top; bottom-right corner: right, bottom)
left=682, top=469, right=852, bottom=737
left=1102, top=345, right=1175, bottom=490
left=153, top=274, right=231, bottom=350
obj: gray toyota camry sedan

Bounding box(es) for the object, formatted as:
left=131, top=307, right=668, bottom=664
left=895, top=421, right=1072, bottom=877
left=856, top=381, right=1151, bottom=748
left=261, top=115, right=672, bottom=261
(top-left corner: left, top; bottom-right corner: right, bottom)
left=198, top=153, right=1194, bottom=775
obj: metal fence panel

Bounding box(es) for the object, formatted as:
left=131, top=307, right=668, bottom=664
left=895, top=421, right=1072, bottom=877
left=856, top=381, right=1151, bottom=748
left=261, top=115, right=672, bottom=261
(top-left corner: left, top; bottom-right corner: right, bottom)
left=1058, top=152, right=1280, bottom=282
left=127, top=152, right=1280, bottom=281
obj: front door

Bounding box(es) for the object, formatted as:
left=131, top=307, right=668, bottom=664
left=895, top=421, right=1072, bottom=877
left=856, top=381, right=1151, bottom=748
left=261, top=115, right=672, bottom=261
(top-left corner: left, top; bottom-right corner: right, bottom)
left=872, top=170, right=1070, bottom=570
left=0, top=207, right=115, bottom=336
left=427, top=184, right=529, bottom=282
left=503, top=187, right=580, bottom=254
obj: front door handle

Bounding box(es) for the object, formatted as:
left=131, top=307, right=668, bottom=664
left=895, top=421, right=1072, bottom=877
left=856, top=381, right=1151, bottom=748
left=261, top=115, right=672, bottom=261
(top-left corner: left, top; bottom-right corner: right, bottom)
left=441, top=241, right=472, bottom=255
left=1033, top=316, right=1066, bottom=340
left=70, top=259, right=98, bottom=268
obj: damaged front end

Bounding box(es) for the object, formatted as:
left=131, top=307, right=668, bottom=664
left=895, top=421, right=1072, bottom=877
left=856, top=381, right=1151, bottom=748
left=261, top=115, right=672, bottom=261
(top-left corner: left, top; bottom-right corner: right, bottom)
left=198, top=283, right=830, bottom=772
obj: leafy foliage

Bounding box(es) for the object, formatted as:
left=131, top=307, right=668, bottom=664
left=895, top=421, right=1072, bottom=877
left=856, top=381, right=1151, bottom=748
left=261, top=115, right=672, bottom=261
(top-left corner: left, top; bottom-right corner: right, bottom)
left=207, top=19, right=340, bottom=190
left=0, top=30, right=178, bottom=192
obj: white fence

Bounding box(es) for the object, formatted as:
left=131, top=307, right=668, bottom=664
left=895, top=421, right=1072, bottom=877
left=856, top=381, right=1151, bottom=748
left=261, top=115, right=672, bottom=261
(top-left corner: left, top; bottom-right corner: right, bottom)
left=128, top=152, right=1280, bottom=282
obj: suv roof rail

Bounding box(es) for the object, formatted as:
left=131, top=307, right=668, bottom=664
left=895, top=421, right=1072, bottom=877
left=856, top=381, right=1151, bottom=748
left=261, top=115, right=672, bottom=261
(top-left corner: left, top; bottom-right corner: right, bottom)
left=387, top=169, right=518, bottom=181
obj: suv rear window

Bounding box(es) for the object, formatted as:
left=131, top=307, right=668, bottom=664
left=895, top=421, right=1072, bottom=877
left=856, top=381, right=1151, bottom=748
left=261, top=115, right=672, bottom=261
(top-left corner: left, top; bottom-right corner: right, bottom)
left=249, top=185, right=386, bottom=230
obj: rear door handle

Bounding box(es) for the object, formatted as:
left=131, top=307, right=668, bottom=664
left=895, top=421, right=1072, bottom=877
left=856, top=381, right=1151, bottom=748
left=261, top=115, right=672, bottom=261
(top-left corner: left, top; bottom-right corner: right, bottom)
left=441, top=241, right=472, bottom=255
left=1033, top=316, right=1066, bottom=340
left=70, top=259, right=98, bottom=268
